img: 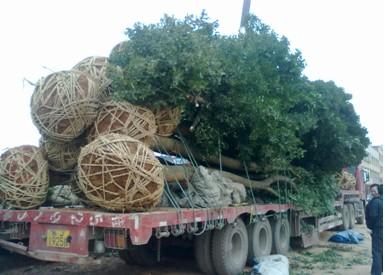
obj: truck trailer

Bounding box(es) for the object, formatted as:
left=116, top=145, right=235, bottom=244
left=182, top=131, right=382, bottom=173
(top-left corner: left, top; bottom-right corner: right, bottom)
left=0, top=166, right=366, bottom=275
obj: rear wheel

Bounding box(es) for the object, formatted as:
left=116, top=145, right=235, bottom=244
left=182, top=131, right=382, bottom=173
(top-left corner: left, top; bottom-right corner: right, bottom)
left=348, top=204, right=355, bottom=229
left=247, top=218, right=272, bottom=264
left=271, top=216, right=291, bottom=255
left=194, top=231, right=216, bottom=275
left=212, top=218, right=248, bottom=275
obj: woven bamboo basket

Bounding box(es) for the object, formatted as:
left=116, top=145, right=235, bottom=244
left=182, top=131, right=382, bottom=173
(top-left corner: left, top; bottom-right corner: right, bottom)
left=40, top=136, right=84, bottom=172
left=78, top=133, right=164, bottom=211
left=151, top=106, right=182, bottom=136
left=72, top=56, right=112, bottom=101
left=88, top=101, right=156, bottom=145
left=0, top=145, right=48, bottom=209
left=31, top=70, right=100, bottom=142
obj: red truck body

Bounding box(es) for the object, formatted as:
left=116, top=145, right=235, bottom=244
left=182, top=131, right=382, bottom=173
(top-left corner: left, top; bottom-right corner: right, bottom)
left=0, top=167, right=366, bottom=274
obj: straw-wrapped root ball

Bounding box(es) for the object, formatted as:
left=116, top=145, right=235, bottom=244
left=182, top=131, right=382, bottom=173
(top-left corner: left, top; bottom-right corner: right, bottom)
left=72, top=56, right=112, bottom=101
left=151, top=106, right=182, bottom=137
left=0, top=145, right=48, bottom=209
left=88, top=101, right=157, bottom=145
left=78, top=133, right=164, bottom=211
left=40, top=137, right=84, bottom=172
left=31, top=70, right=100, bottom=142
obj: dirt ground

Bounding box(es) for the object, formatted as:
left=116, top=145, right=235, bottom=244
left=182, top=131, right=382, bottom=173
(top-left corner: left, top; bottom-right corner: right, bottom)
left=0, top=224, right=373, bottom=275
left=289, top=223, right=372, bottom=275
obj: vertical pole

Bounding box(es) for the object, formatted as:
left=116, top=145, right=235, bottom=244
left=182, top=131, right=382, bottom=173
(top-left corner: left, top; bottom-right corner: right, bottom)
left=240, top=0, right=251, bottom=28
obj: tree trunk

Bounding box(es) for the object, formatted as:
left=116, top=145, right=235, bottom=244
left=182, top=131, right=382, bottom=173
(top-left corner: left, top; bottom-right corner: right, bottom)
left=151, top=135, right=263, bottom=173
left=162, top=165, right=295, bottom=197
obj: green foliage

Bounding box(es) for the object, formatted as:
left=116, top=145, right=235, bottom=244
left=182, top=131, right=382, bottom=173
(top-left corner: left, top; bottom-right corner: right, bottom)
left=108, top=12, right=370, bottom=214
left=288, top=168, right=340, bottom=215
left=293, top=80, right=370, bottom=174
left=108, top=12, right=222, bottom=109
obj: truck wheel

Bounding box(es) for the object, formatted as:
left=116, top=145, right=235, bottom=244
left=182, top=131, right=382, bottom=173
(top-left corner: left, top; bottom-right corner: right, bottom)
left=348, top=204, right=355, bottom=229
left=194, top=231, right=216, bottom=275
left=340, top=204, right=350, bottom=230
left=271, top=216, right=291, bottom=255
left=247, top=218, right=272, bottom=264
left=212, top=218, right=248, bottom=275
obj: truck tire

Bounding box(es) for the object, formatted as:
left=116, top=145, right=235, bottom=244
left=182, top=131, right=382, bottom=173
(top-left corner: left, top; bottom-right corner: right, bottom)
left=194, top=230, right=216, bottom=275
left=271, top=216, right=291, bottom=255
left=348, top=204, right=355, bottom=229
left=247, top=218, right=272, bottom=264
left=212, top=218, right=248, bottom=275
left=340, top=204, right=350, bottom=230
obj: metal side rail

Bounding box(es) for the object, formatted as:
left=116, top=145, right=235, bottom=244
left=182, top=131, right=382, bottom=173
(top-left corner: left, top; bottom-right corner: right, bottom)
left=0, top=204, right=292, bottom=245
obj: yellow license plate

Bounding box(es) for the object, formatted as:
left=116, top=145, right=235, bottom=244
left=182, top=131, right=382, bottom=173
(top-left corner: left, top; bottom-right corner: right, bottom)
left=46, top=229, right=71, bottom=248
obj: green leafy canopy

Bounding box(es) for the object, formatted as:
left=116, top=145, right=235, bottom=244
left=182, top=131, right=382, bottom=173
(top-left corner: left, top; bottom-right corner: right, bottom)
left=107, top=12, right=370, bottom=214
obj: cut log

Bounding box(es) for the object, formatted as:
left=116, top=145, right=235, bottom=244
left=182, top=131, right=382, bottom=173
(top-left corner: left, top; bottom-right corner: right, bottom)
left=151, top=136, right=264, bottom=173
left=162, top=165, right=295, bottom=197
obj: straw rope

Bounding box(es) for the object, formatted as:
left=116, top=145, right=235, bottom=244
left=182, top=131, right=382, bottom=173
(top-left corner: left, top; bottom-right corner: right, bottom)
left=0, top=145, right=48, bottom=209
left=40, top=136, right=84, bottom=172
left=88, top=101, right=157, bottom=145
left=151, top=106, right=181, bottom=137
left=72, top=56, right=112, bottom=101
left=336, top=170, right=356, bottom=190
left=78, top=133, right=164, bottom=211
left=31, top=70, right=100, bottom=142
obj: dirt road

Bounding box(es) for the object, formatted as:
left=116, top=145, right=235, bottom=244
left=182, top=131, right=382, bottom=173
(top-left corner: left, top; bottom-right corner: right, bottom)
left=289, top=223, right=372, bottom=275
left=0, top=224, right=372, bottom=275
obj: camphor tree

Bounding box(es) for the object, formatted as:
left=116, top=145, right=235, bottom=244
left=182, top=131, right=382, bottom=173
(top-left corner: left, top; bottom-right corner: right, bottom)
left=108, top=12, right=370, bottom=214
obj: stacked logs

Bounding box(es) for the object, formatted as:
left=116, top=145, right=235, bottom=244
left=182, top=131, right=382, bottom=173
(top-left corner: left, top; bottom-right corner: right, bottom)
left=0, top=42, right=292, bottom=212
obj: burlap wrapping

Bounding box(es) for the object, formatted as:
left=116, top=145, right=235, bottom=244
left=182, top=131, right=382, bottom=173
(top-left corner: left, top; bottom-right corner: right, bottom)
left=178, top=166, right=246, bottom=208
left=88, top=101, right=156, bottom=145
left=0, top=145, right=49, bottom=209
left=72, top=56, right=112, bottom=101
left=31, top=70, right=100, bottom=142
left=46, top=185, right=80, bottom=206
left=40, top=136, right=84, bottom=172
left=151, top=107, right=181, bottom=137
left=78, top=133, right=164, bottom=211
left=48, top=169, right=95, bottom=206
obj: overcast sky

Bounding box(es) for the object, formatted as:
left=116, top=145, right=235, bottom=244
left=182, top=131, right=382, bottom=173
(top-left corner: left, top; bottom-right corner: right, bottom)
left=0, top=0, right=383, bottom=150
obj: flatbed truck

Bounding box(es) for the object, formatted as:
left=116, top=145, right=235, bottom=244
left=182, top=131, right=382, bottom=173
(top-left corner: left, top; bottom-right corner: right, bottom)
left=0, top=167, right=366, bottom=275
